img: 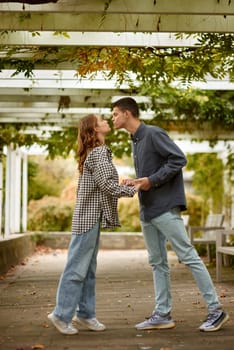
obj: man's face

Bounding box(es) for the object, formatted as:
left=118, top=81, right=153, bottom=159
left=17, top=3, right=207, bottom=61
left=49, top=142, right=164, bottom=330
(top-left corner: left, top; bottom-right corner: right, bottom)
left=112, top=106, right=127, bottom=129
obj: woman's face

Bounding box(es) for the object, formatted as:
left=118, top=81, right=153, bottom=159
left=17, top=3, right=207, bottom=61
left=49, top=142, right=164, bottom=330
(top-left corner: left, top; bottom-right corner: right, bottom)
left=95, top=116, right=111, bottom=135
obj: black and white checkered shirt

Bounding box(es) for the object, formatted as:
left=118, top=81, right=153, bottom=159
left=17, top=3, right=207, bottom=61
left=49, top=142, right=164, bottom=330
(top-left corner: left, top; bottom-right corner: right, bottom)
left=71, top=145, right=136, bottom=234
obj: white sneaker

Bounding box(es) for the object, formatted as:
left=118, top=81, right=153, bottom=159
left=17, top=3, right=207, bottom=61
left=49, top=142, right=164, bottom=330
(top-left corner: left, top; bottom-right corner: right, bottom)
left=48, top=313, right=78, bottom=335
left=73, top=315, right=106, bottom=331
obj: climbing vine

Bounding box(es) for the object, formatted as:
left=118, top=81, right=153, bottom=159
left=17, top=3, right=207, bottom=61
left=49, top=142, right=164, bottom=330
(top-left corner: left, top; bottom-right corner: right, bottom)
left=0, top=32, right=233, bottom=158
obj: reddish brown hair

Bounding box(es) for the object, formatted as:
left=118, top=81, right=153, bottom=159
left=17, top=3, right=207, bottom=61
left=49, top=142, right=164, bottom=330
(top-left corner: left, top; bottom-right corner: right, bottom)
left=77, top=114, right=102, bottom=174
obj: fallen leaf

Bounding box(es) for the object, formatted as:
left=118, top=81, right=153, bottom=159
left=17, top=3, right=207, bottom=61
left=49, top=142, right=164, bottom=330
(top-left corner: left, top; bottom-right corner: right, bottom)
left=32, top=344, right=45, bottom=349
left=42, top=322, right=49, bottom=328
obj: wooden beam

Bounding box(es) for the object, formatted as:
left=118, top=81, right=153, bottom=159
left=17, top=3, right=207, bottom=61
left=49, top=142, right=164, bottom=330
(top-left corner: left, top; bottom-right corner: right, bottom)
left=0, top=31, right=198, bottom=47
left=0, top=12, right=234, bottom=33
left=0, top=0, right=234, bottom=15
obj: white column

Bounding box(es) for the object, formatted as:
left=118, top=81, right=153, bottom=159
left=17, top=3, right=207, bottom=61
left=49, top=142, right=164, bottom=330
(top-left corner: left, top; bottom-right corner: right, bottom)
left=4, top=145, right=23, bottom=235
left=4, top=146, right=12, bottom=237
left=219, top=147, right=234, bottom=228
left=22, top=153, right=28, bottom=232
left=0, top=159, right=2, bottom=239
left=14, top=147, right=21, bottom=233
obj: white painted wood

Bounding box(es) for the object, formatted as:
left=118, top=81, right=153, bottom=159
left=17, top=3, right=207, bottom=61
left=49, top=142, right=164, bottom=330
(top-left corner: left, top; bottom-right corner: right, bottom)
left=14, top=148, right=21, bottom=233
left=0, top=12, right=234, bottom=33
left=22, top=153, right=28, bottom=233
left=0, top=161, right=2, bottom=238
left=1, top=0, right=233, bottom=15
left=0, top=32, right=199, bottom=47
left=4, top=146, right=11, bottom=237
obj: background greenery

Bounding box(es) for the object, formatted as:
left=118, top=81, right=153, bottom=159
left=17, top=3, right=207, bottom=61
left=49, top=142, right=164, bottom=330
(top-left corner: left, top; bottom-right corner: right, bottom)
left=27, top=153, right=223, bottom=232
left=0, top=33, right=233, bottom=159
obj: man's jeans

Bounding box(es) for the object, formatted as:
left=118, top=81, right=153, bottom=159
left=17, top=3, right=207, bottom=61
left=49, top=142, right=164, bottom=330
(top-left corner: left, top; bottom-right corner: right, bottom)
left=53, top=221, right=100, bottom=323
left=141, top=207, right=221, bottom=315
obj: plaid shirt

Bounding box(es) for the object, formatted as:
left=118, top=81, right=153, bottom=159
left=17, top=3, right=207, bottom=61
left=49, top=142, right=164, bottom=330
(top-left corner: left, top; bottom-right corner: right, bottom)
left=71, top=145, right=136, bottom=234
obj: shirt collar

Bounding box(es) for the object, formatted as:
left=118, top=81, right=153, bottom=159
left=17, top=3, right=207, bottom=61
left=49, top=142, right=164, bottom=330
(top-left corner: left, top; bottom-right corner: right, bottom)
left=131, top=122, right=146, bottom=142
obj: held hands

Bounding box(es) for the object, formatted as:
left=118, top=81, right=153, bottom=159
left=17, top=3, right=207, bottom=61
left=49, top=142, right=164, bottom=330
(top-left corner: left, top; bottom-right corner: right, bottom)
left=121, top=177, right=151, bottom=191
left=121, top=178, right=140, bottom=191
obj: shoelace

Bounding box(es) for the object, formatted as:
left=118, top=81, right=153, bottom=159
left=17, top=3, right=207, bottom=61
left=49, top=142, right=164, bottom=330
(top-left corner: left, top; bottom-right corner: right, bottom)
left=146, top=313, right=163, bottom=321
left=204, top=311, right=221, bottom=323
left=66, top=323, right=76, bottom=329
left=91, top=319, right=102, bottom=326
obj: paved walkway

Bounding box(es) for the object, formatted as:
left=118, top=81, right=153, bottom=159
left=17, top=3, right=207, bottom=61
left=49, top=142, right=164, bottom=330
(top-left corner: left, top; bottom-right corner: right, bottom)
left=0, top=248, right=233, bottom=350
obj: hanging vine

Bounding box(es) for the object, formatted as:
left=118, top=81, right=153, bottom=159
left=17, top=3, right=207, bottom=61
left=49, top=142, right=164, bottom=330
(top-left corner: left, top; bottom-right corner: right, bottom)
left=0, top=32, right=233, bottom=158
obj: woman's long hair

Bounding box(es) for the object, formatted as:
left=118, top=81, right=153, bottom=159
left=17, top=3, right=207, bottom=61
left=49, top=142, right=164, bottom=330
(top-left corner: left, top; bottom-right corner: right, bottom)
left=77, top=114, right=103, bottom=174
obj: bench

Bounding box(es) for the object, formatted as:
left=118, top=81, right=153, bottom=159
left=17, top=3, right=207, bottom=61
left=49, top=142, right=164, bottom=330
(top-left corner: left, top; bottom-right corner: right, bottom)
left=181, top=214, right=190, bottom=230
left=188, top=213, right=225, bottom=262
left=216, top=229, right=234, bottom=282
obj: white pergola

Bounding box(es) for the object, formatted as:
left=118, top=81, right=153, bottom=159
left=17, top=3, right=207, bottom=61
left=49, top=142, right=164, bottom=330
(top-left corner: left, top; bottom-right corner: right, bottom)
left=0, top=0, right=234, bottom=236
left=1, top=0, right=234, bottom=33
left=1, top=0, right=234, bottom=126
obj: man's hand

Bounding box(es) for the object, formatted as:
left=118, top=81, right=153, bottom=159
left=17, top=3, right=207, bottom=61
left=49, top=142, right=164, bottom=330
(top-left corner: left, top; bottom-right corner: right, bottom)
left=121, top=177, right=151, bottom=191
left=134, top=177, right=151, bottom=191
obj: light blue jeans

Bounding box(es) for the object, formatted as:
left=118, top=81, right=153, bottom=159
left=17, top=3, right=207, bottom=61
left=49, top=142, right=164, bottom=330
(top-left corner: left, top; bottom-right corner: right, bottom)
left=141, top=207, right=221, bottom=315
left=53, top=221, right=100, bottom=323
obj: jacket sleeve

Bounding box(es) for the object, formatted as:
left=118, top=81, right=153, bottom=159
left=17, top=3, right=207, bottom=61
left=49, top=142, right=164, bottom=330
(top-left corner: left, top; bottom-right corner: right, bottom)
left=148, top=129, right=187, bottom=187
left=86, top=147, right=136, bottom=198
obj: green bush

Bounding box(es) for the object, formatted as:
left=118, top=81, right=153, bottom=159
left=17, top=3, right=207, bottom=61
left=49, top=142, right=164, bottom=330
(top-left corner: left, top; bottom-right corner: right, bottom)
left=104, top=191, right=206, bottom=233
left=27, top=190, right=206, bottom=233
left=184, top=192, right=208, bottom=226
left=116, top=196, right=141, bottom=232
left=27, top=196, right=73, bottom=232
left=28, top=155, right=76, bottom=202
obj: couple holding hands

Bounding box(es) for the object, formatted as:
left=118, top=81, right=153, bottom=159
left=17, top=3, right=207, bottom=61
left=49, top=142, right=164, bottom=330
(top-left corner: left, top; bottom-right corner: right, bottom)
left=48, top=97, right=229, bottom=335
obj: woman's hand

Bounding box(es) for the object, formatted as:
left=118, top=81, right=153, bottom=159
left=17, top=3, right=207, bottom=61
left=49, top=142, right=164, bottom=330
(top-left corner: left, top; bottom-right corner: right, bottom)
left=121, top=178, right=135, bottom=186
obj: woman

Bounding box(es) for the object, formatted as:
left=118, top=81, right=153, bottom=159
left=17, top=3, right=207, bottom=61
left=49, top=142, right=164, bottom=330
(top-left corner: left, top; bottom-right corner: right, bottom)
left=48, top=114, right=138, bottom=335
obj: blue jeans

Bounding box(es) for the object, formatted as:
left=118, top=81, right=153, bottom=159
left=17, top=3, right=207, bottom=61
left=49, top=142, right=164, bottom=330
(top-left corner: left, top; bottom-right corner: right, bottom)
left=53, top=221, right=100, bottom=323
left=141, top=207, right=221, bottom=315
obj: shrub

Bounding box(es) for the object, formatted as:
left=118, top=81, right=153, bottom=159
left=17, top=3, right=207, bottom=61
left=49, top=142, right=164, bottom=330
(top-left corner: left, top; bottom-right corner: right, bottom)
left=27, top=188, right=206, bottom=233
left=116, top=196, right=141, bottom=232
left=27, top=196, right=73, bottom=232
left=28, top=155, right=76, bottom=202
left=185, top=192, right=208, bottom=226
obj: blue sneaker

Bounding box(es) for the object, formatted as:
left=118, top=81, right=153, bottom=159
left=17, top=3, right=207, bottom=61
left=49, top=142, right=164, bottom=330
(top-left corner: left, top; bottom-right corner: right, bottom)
left=135, top=311, right=175, bottom=330
left=199, top=309, right=229, bottom=332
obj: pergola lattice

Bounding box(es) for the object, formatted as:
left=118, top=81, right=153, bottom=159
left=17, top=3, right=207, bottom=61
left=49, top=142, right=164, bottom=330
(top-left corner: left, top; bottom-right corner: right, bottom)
left=0, top=0, right=234, bottom=236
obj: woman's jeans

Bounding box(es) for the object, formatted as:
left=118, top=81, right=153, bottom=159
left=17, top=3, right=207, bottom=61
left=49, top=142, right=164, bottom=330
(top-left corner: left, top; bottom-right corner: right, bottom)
left=53, top=221, right=100, bottom=323
left=141, top=207, right=221, bottom=316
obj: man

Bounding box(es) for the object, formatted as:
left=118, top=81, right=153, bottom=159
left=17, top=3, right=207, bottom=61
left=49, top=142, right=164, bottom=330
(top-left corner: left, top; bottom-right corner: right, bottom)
left=112, top=97, right=229, bottom=332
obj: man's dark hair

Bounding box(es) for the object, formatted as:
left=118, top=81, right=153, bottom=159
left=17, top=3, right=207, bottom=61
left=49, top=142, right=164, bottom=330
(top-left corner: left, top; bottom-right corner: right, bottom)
left=112, top=97, right=139, bottom=118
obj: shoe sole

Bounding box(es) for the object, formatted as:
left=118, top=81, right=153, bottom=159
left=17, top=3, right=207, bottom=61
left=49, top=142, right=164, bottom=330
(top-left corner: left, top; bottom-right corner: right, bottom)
left=200, top=314, right=230, bottom=332
left=74, top=317, right=106, bottom=331
left=135, top=322, right=176, bottom=330
left=48, top=314, right=78, bottom=335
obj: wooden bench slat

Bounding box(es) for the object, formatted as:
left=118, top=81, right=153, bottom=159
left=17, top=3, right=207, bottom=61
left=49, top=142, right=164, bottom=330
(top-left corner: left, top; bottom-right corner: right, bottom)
left=216, top=229, right=234, bottom=282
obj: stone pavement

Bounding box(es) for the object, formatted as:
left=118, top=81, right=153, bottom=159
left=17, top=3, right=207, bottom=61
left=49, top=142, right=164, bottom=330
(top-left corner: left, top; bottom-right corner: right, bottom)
left=0, top=248, right=233, bottom=350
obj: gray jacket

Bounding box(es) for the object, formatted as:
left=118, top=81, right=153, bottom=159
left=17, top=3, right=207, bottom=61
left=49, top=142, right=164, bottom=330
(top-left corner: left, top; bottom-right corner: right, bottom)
left=132, top=123, right=187, bottom=221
